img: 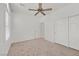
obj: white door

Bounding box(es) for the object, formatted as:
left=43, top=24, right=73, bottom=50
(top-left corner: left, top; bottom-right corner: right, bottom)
left=44, top=22, right=54, bottom=42
left=69, top=16, right=79, bottom=50
left=55, top=18, right=68, bottom=46
left=40, top=22, right=45, bottom=37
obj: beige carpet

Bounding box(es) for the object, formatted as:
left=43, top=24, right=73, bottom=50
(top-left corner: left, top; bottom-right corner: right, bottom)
left=8, top=38, right=79, bottom=56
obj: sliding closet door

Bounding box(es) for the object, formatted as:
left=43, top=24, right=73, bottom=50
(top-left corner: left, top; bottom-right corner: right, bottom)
left=55, top=18, right=68, bottom=46
left=69, top=16, right=79, bottom=50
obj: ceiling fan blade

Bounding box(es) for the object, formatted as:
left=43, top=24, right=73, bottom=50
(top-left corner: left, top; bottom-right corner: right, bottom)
left=39, top=3, right=42, bottom=9
left=29, top=9, right=37, bottom=11
left=35, top=11, right=39, bottom=15
left=42, top=8, right=52, bottom=11
left=40, top=11, right=46, bottom=15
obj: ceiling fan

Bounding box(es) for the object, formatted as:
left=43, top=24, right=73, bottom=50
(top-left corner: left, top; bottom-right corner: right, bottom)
left=28, top=3, right=52, bottom=16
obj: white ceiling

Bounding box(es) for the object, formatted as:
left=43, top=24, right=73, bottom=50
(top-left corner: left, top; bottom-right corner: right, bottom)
left=10, top=3, right=70, bottom=14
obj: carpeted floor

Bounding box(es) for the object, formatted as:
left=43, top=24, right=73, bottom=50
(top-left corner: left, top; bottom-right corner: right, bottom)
left=7, top=38, right=79, bottom=56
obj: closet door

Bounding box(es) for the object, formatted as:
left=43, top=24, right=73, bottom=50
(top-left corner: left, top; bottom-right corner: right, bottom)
left=69, top=16, right=79, bottom=50
left=55, top=18, right=68, bottom=46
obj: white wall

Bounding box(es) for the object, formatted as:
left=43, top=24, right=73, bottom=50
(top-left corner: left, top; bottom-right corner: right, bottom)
left=0, top=3, right=11, bottom=56
left=43, top=4, right=79, bottom=50
left=10, top=12, right=45, bottom=43
left=0, top=3, right=5, bottom=56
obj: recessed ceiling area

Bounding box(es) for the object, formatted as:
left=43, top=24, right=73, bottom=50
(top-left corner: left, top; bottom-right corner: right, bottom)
left=9, top=3, right=70, bottom=15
